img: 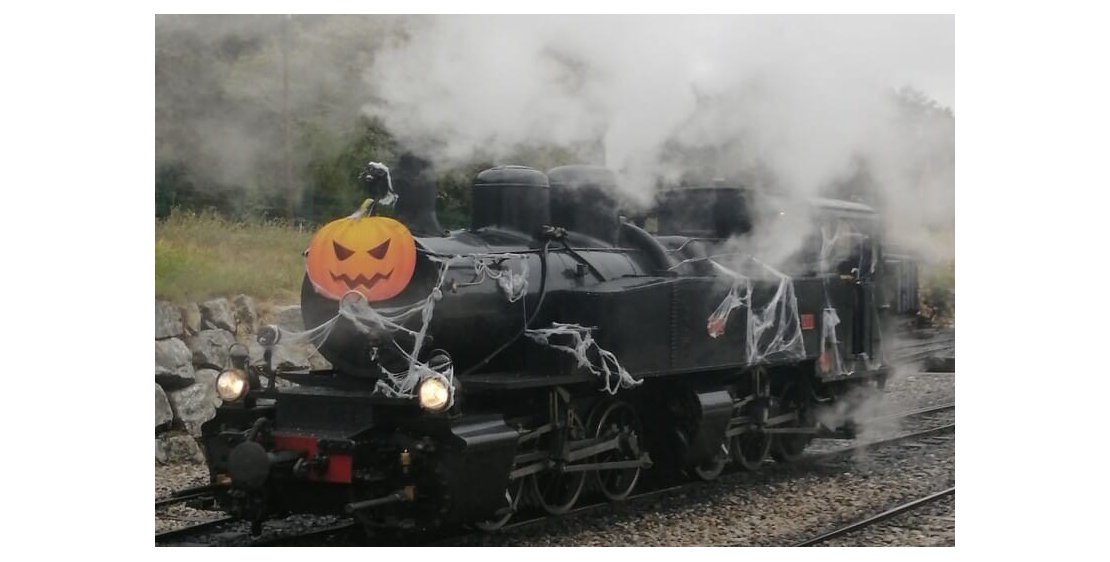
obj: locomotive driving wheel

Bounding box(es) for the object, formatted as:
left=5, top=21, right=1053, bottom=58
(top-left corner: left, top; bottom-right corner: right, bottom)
left=528, top=410, right=588, bottom=515
left=731, top=429, right=772, bottom=471
left=771, top=384, right=814, bottom=463
left=692, top=440, right=730, bottom=481
left=589, top=400, right=644, bottom=501
left=473, top=476, right=526, bottom=532
left=731, top=395, right=772, bottom=471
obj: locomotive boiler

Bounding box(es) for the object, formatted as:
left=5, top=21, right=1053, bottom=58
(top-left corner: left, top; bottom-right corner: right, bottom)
left=200, top=163, right=892, bottom=534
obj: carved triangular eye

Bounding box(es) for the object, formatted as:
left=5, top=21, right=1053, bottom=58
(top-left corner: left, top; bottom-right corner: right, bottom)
left=333, top=241, right=354, bottom=261
left=368, top=239, right=391, bottom=259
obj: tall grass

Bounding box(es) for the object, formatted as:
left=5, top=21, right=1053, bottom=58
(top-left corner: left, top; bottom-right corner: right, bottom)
left=155, top=209, right=313, bottom=303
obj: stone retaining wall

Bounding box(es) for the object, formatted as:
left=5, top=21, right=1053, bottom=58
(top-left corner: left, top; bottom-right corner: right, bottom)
left=154, top=296, right=329, bottom=464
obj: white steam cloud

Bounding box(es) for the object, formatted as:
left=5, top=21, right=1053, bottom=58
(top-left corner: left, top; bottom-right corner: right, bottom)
left=157, top=16, right=953, bottom=262
left=365, top=15, right=954, bottom=261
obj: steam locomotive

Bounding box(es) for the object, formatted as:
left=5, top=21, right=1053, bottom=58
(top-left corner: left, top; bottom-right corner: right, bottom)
left=200, top=164, right=893, bottom=534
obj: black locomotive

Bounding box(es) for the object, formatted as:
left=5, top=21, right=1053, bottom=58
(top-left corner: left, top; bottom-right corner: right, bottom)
left=200, top=164, right=894, bottom=534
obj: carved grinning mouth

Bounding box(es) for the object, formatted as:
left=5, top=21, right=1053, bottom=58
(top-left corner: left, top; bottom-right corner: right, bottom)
left=330, top=270, right=394, bottom=290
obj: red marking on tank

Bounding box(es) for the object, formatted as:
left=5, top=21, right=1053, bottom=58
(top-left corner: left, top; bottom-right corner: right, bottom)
left=801, top=313, right=815, bottom=330
left=273, top=434, right=353, bottom=484
left=707, top=317, right=727, bottom=338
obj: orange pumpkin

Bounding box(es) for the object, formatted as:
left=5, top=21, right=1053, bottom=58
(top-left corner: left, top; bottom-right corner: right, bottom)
left=305, top=214, right=417, bottom=302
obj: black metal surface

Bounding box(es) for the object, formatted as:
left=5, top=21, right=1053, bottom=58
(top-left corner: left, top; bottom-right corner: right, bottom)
left=436, top=415, right=520, bottom=523
left=197, top=163, right=906, bottom=535
left=272, top=387, right=397, bottom=433
left=548, top=165, right=621, bottom=245
left=228, top=441, right=270, bottom=489
left=681, top=389, right=734, bottom=465
left=655, top=187, right=754, bottom=238
left=669, top=277, right=746, bottom=371
left=472, top=165, right=550, bottom=236
left=882, top=254, right=920, bottom=315
left=300, top=187, right=887, bottom=383
left=345, top=489, right=407, bottom=513
left=617, top=220, right=677, bottom=272
left=392, top=152, right=443, bottom=236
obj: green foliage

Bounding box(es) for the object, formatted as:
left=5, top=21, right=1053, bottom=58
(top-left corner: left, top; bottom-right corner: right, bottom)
left=300, top=115, right=399, bottom=224
left=434, top=162, right=491, bottom=230
left=155, top=209, right=312, bottom=302
left=919, top=261, right=955, bottom=326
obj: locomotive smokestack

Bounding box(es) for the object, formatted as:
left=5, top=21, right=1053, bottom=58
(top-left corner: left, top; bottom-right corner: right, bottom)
left=548, top=165, right=620, bottom=245
left=393, top=152, right=443, bottom=236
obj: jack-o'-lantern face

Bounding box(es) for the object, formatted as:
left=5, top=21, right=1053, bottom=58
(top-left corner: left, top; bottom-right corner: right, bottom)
left=305, top=215, right=417, bottom=302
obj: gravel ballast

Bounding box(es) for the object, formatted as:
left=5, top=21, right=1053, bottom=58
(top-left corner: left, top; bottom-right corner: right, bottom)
left=155, top=363, right=955, bottom=546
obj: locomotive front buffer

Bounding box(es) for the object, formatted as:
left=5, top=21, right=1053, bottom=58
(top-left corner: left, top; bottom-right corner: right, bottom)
left=200, top=360, right=521, bottom=535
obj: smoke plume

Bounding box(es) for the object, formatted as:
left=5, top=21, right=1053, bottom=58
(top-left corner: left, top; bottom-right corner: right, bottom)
left=157, top=15, right=953, bottom=263
left=364, top=15, right=954, bottom=261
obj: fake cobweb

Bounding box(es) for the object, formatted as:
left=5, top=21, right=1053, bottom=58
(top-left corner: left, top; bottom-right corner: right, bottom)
left=703, top=258, right=806, bottom=365
left=267, top=251, right=535, bottom=406
left=257, top=162, right=462, bottom=403
left=819, top=220, right=886, bottom=375
left=264, top=241, right=643, bottom=402
left=524, top=323, right=642, bottom=394
left=356, top=161, right=398, bottom=207
left=696, top=215, right=887, bottom=375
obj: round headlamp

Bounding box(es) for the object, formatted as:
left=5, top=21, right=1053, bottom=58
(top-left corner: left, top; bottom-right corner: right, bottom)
left=417, top=376, right=451, bottom=412
left=216, top=369, right=250, bottom=403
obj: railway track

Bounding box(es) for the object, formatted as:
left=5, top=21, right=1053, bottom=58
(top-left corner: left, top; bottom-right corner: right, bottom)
left=890, top=334, right=955, bottom=367
left=791, top=486, right=955, bottom=546
left=438, top=407, right=954, bottom=547
left=155, top=484, right=224, bottom=508
left=155, top=516, right=237, bottom=545
left=155, top=402, right=954, bottom=546
left=250, top=519, right=361, bottom=547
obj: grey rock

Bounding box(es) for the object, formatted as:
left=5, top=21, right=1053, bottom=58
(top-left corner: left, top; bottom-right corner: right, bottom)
left=155, top=338, right=195, bottom=389
left=270, top=305, right=304, bottom=333
left=188, top=329, right=236, bottom=370
left=167, top=369, right=221, bottom=436
left=180, top=302, right=202, bottom=335
left=155, top=301, right=184, bottom=339
left=156, top=384, right=173, bottom=430
left=233, top=294, right=258, bottom=334
left=200, top=298, right=235, bottom=331
left=247, top=340, right=266, bottom=367
left=157, top=432, right=206, bottom=464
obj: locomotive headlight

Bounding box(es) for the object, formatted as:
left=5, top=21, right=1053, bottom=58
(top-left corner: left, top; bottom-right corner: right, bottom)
left=216, top=369, right=250, bottom=403
left=417, top=376, right=451, bottom=412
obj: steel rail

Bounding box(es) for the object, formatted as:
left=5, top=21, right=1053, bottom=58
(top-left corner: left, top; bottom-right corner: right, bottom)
left=250, top=520, right=361, bottom=547
left=868, top=402, right=953, bottom=424
left=155, top=406, right=955, bottom=546
left=155, top=483, right=227, bottom=508
left=440, top=422, right=956, bottom=545
left=792, top=486, right=955, bottom=546
left=155, top=517, right=236, bottom=545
